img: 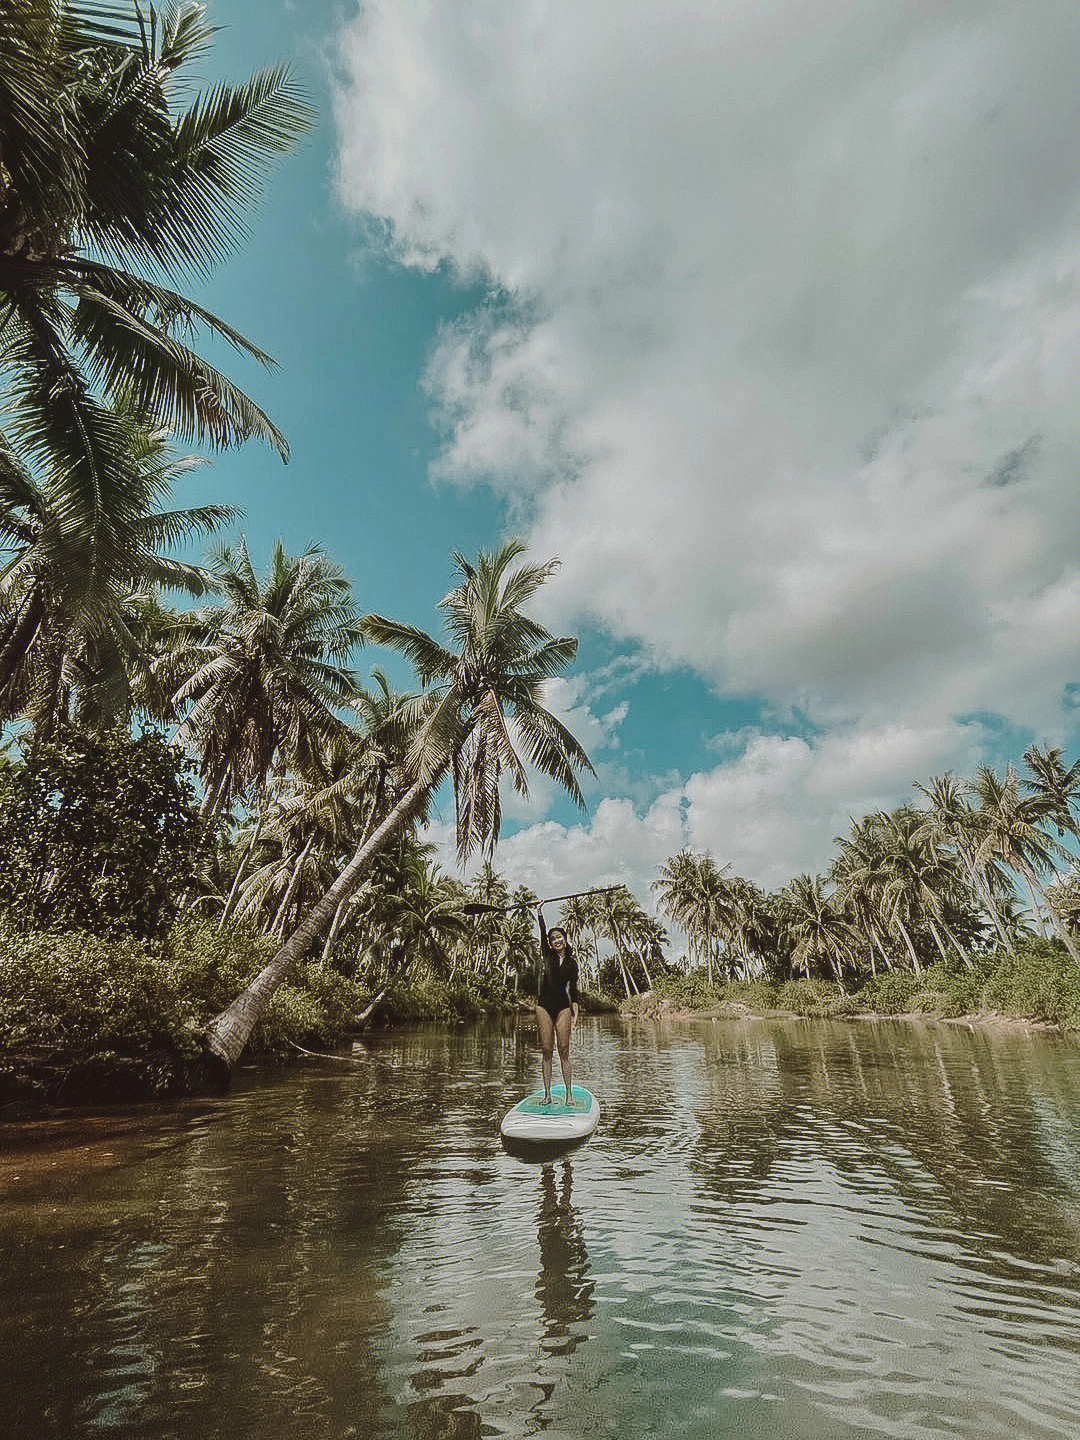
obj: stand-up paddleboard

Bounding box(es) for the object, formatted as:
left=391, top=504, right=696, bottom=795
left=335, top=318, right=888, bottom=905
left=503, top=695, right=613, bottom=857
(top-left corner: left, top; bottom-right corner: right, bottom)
left=500, top=1084, right=599, bottom=1145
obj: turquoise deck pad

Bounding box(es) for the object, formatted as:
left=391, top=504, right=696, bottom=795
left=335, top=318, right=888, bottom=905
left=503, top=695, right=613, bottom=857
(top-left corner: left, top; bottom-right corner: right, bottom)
left=515, top=1085, right=593, bottom=1116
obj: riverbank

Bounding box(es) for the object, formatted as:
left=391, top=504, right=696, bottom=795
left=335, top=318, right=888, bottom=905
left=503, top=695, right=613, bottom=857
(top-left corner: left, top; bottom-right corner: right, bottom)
left=5, top=928, right=1079, bottom=1115
left=0, top=918, right=515, bottom=1115
left=620, top=942, right=1080, bottom=1034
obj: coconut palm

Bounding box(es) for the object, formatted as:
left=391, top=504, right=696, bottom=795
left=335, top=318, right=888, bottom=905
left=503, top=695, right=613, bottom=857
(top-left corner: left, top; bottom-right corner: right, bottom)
left=168, top=538, right=365, bottom=818
left=1021, top=744, right=1080, bottom=843
left=967, top=764, right=1080, bottom=964
left=873, top=807, right=972, bottom=971
left=654, top=850, right=732, bottom=985
left=829, top=830, right=896, bottom=977
left=206, top=540, right=594, bottom=1071
left=914, top=773, right=1015, bottom=955
left=0, top=1, right=311, bottom=505
left=779, top=873, right=855, bottom=981
left=0, top=405, right=233, bottom=732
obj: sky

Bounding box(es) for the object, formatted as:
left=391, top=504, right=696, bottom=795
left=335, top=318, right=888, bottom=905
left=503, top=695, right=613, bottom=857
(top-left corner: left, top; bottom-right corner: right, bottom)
left=191, top=0, right=1080, bottom=906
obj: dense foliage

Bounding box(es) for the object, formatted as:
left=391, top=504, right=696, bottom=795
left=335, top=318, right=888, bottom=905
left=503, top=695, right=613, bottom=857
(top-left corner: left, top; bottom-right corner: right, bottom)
left=0, top=726, right=202, bottom=937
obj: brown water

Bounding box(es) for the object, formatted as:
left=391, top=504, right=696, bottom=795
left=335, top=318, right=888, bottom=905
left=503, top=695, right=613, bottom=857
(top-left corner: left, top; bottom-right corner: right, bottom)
left=3, top=1016, right=1080, bottom=1440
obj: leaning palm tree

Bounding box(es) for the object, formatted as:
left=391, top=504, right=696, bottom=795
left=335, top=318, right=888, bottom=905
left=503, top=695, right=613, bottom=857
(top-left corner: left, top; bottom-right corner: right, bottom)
left=168, top=538, right=366, bottom=818
left=205, top=540, right=595, bottom=1071
left=0, top=405, right=233, bottom=732
left=0, top=2, right=311, bottom=502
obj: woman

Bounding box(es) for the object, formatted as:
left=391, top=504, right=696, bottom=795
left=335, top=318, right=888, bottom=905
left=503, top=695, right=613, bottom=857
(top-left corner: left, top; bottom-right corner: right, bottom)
left=535, top=903, right=581, bottom=1106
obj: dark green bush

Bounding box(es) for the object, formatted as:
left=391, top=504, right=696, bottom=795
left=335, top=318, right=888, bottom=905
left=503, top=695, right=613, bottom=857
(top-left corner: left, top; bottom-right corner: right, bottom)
left=721, top=978, right=781, bottom=1010
left=651, top=970, right=719, bottom=1007
left=853, top=970, right=924, bottom=1014
left=776, top=978, right=857, bottom=1016
left=0, top=927, right=199, bottom=1057
left=0, top=726, right=203, bottom=938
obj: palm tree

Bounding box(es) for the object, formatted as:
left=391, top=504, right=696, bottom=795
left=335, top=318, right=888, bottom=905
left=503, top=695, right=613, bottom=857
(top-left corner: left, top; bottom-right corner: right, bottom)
left=205, top=541, right=594, bottom=1071
left=168, top=539, right=365, bottom=818
left=779, top=873, right=855, bottom=981
left=654, top=850, right=732, bottom=985
left=967, top=764, right=1080, bottom=965
left=0, top=2, right=311, bottom=505
left=914, top=774, right=1015, bottom=955
left=0, top=406, right=233, bottom=732
left=874, top=807, right=972, bottom=971
left=1021, top=744, right=1080, bottom=843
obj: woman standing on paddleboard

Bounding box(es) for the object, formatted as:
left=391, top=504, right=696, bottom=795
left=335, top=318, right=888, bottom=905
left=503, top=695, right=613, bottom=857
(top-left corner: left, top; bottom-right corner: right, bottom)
left=535, top=903, right=581, bottom=1106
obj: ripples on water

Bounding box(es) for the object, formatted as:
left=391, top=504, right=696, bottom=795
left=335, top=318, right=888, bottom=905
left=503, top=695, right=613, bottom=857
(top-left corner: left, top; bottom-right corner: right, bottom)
left=3, top=1017, right=1080, bottom=1439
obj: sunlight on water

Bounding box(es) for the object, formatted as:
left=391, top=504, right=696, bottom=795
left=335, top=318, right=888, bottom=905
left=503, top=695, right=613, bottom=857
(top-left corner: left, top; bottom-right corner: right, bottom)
left=3, top=1016, right=1080, bottom=1439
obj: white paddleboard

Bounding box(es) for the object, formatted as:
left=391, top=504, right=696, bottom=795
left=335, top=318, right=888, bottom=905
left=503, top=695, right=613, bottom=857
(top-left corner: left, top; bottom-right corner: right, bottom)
left=500, top=1084, right=600, bottom=1144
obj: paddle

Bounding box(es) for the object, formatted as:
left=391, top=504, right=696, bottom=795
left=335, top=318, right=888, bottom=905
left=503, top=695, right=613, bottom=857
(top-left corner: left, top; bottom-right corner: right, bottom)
left=458, top=884, right=623, bottom=916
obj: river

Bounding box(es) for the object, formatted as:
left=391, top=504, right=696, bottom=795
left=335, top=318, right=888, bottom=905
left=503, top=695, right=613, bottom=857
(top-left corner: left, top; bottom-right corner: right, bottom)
left=2, top=1015, right=1080, bottom=1439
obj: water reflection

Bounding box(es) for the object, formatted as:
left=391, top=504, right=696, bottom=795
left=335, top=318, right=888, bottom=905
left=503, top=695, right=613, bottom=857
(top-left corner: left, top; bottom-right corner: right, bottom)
left=536, top=1159, right=594, bottom=1357
left=2, top=1018, right=1080, bottom=1440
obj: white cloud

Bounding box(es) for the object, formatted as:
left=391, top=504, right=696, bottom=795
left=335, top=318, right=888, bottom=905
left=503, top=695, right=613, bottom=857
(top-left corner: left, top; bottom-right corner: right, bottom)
left=335, top=1, right=1080, bottom=878
left=435, top=718, right=988, bottom=899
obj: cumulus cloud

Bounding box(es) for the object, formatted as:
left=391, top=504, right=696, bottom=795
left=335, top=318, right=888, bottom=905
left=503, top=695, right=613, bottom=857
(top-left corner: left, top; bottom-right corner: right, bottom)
left=335, top=1, right=1080, bottom=879
left=433, top=717, right=988, bottom=898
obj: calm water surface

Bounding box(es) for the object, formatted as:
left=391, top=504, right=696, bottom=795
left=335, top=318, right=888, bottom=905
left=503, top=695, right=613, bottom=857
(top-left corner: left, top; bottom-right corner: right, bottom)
left=3, top=1016, right=1080, bottom=1440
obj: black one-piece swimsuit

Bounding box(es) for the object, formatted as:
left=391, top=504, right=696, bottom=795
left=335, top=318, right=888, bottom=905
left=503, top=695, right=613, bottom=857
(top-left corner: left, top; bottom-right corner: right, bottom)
left=538, top=959, right=579, bottom=1023
left=536, top=914, right=579, bottom=1022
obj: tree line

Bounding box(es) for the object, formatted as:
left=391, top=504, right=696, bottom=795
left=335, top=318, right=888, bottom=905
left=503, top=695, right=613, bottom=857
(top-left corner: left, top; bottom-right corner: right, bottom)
left=653, top=750, right=1080, bottom=984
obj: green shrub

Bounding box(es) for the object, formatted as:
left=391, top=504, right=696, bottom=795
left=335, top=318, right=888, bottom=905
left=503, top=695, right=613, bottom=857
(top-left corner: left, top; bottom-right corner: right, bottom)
left=721, top=979, right=781, bottom=1010
left=853, top=970, right=923, bottom=1014
left=0, top=928, right=199, bottom=1057
left=980, top=939, right=1080, bottom=1027
left=164, top=918, right=278, bottom=1021
left=650, top=970, right=718, bottom=1008
left=776, top=978, right=857, bottom=1016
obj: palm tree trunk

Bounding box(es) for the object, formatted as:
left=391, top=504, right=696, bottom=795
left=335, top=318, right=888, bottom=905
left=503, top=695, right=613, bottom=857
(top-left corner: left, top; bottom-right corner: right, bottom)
left=271, top=834, right=314, bottom=936
left=1022, top=875, right=1048, bottom=938
left=893, top=914, right=922, bottom=977
left=639, top=950, right=653, bottom=991
left=925, top=914, right=951, bottom=966
left=356, top=987, right=387, bottom=1028
left=938, top=916, right=971, bottom=970
left=1026, top=869, right=1080, bottom=966
left=206, top=776, right=430, bottom=1069
left=320, top=896, right=350, bottom=965
left=219, top=810, right=266, bottom=929
left=618, top=955, right=635, bottom=998
left=865, top=916, right=892, bottom=976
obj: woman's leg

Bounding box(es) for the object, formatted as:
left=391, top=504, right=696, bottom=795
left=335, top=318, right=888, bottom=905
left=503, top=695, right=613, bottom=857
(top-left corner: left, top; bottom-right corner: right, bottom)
left=554, top=1008, right=574, bottom=1104
left=535, top=1006, right=555, bottom=1101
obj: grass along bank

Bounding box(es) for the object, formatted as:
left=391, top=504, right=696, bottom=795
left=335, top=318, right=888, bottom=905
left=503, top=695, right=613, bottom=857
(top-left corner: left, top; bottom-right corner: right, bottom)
left=621, top=938, right=1080, bottom=1031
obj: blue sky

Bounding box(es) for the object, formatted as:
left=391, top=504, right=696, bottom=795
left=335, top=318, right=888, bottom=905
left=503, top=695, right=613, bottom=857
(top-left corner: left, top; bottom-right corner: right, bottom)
left=184, top=1, right=1080, bottom=901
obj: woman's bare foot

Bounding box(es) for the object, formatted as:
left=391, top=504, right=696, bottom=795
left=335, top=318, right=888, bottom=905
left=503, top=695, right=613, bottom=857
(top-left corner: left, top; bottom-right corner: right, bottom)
left=542, top=1093, right=553, bottom=1105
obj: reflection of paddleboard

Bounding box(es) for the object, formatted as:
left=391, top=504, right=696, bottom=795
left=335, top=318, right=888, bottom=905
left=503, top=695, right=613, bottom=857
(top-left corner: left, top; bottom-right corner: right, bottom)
left=500, top=1085, right=600, bottom=1144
